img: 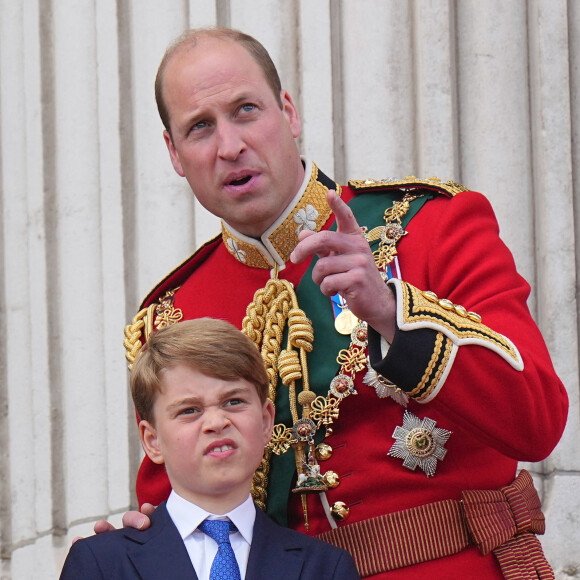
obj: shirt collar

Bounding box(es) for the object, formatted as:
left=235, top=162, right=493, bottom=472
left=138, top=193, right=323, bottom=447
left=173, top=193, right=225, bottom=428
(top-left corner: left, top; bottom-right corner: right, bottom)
left=220, top=159, right=341, bottom=271
left=166, top=490, right=256, bottom=546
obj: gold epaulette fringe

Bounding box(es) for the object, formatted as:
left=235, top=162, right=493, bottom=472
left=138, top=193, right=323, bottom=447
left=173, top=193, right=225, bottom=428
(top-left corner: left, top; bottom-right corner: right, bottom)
left=123, top=289, right=183, bottom=370
left=123, top=305, right=156, bottom=370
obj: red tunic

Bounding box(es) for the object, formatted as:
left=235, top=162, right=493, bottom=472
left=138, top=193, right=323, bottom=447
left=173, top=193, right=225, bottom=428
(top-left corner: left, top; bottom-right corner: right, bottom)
left=130, top=168, right=567, bottom=579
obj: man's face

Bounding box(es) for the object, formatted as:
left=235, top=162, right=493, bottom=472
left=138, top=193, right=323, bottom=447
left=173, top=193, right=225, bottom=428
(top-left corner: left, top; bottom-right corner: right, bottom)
left=162, top=38, right=305, bottom=238
left=140, top=364, right=274, bottom=513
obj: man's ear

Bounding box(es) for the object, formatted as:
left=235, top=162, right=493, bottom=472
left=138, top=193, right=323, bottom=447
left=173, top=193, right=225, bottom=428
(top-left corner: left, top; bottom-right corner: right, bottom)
left=280, top=90, right=301, bottom=139
left=262, top=399, right=275, bottom=445
left=163, top=130, right=185, bottom=177
left=139, top=420, right=165, bottom=465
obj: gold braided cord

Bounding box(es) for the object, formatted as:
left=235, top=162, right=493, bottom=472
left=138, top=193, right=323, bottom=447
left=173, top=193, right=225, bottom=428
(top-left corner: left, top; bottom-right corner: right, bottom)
left=243, top=278, right=293, bottom=398
left=276, top=305, right=314, bottom=426
left=242, top=276, right=315, bottom=509
left=123, top=289, right=183, bottom=371
left=299, top=347, right=311, bottom=406
left=251, top=450, right=271, bottom=511
left=287, top=308, right=315, bottom=352
left=279, top=349, right=302, bottom=384
left=278, top=349, right=301, bottom=424
left=123, top=305, right=156, bottom=369
left=241, top=278, right=284, bottom=344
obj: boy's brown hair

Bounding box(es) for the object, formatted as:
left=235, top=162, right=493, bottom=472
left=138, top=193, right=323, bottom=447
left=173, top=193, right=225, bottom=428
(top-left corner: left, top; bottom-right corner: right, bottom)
left=131, top=318, right=269, bottom=423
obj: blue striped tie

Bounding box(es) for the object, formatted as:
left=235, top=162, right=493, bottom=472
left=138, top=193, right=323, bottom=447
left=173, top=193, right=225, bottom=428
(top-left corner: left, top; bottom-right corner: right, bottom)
left=198, top=519, right=241, bottom=580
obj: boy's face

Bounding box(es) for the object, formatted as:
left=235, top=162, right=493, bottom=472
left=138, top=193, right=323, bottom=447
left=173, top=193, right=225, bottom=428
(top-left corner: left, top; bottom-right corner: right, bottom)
left=140, top=364, right=274, bottom=513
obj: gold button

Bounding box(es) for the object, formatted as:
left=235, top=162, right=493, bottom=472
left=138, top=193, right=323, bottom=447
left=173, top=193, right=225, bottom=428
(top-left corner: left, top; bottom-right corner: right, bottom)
left=454, top=304, right=468, bottom=317
left=330, top=501, right=350, bottom=522
left=322, top=471, right=340, bottom=488
left=315, top=442, right=333, bottom=461
left=438, top=298, right=454, bottom=310
left=422, top=290, right=438, bottom=302
left=467, top=311, right=482, bottom=323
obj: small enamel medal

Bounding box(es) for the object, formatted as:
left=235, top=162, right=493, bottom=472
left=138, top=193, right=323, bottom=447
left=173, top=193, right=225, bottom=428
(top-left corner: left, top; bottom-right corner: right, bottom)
left=332, top=294, right=359, bottom=335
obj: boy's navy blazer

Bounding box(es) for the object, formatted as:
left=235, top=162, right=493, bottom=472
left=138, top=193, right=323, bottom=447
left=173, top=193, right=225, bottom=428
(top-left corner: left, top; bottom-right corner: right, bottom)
left=60, top=501, right=360, bottom=579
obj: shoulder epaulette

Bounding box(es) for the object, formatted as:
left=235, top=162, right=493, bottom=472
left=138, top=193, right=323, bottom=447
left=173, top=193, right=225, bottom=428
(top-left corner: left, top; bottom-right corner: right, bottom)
left=124, top=235, right=222, bottom=369
left=348, top=176, right=468, bottom=197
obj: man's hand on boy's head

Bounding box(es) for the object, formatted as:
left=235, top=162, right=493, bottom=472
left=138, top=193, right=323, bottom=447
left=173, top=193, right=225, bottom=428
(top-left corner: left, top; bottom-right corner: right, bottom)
left=91, top=503, right=156, bottom=536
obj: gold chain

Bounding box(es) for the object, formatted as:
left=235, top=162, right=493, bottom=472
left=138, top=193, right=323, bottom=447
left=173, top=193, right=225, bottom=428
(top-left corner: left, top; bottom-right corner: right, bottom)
left=307, top=191, right=425, bottom=434
left=374, top=192, right=422, bottom=271
left=305, top=191, right=426, bottom=439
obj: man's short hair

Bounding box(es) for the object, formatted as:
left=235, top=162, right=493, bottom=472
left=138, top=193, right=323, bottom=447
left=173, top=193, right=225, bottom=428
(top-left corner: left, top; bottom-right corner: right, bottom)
left=155, top=27, right=283, bottom=137
left=131, top=318, right=269, bottom=423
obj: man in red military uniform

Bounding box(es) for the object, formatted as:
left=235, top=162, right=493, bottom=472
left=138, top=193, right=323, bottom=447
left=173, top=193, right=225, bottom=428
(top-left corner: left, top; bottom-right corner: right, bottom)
left=118, top=27, right=568, bottom=579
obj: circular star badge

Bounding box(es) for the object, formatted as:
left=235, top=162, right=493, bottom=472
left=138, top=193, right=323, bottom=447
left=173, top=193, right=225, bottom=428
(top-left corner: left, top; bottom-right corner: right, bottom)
left=329, top=374, right=357, bottom=399
left=387, top=410, right=452, bottom=477
left=292, top=418, right=317, bottom=442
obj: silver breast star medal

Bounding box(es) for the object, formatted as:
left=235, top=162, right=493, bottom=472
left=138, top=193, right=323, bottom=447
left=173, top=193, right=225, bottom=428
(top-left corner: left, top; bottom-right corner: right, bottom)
left=388, top=410, right=452, bottom=477
left=363, top=360, right=409, bottom=407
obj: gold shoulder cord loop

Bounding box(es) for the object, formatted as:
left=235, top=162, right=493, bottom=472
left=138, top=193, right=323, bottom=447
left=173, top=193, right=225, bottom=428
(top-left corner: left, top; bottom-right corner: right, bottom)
left=242, top=270, right=318, bottom=526
left=123, top=288, right=183, bottom=370
left=123, top=304, right=156, bottom=370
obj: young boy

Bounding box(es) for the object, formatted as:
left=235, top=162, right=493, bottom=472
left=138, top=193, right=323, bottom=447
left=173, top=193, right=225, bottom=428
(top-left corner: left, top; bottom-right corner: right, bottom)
left=60, top=318, right=360, bottom=579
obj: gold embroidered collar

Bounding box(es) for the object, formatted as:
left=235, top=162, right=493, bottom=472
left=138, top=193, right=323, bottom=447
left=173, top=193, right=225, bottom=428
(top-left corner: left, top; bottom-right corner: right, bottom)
left=221, top=160, right=341, bottom=270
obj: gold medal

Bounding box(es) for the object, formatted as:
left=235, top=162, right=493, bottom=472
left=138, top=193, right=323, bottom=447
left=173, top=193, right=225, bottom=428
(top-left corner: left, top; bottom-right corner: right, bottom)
left=334, top=309, right=359, bottom=335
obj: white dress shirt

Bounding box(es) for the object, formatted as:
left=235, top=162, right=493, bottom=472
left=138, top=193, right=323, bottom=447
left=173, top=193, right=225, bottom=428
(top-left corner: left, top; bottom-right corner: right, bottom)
left=166, top=491, right=255, bottom=580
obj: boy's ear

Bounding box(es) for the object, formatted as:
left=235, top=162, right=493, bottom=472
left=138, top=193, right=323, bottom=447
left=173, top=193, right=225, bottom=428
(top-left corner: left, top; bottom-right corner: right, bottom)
left=262, top=399, right=275, bottom=444
left=139, top=420, right=165, bottom=465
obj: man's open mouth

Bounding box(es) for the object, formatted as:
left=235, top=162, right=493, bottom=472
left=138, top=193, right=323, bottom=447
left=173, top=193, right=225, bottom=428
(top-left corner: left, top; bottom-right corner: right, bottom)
left=229, top=175, right=252, bottom=186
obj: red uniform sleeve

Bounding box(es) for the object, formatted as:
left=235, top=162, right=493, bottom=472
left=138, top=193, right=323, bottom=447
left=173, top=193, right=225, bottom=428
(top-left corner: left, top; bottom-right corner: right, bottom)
left=370, top=190, right=567, bottom=461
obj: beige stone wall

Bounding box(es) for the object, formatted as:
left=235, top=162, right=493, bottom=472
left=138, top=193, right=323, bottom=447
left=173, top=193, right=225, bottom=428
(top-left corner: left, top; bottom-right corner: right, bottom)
left=0, top=1, right=578, bottom=578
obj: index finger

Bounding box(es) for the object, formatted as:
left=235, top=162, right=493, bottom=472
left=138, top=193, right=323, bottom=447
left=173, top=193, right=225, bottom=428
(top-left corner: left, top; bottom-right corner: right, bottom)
left=328, top=189, right=361, bottom=234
